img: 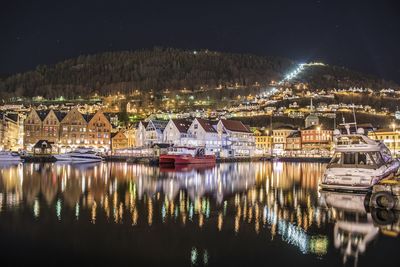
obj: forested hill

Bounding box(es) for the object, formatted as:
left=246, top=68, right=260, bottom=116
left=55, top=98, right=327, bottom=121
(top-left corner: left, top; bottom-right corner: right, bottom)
left=0, top=48, right=396, bottom=100
left=0, top=48, right=293, bottom=99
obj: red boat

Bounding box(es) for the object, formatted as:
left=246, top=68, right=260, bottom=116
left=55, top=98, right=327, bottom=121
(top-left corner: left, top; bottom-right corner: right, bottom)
left=159, top=147, right=216, bottom=165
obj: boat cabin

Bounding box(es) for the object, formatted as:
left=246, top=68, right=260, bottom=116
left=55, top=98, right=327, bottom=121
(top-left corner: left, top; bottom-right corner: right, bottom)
left=330, top=134, right=393, bottom=169
left=166, top=146, right=208, bottom=157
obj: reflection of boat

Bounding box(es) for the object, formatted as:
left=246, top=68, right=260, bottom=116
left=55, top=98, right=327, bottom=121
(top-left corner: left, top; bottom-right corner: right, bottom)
left=159, top=163, right=215, bottom=172
left=319, top=190, right=379, bottom=265
left=54, top=148, right=104, bottom=163
left=0, top=151, right=22, bottom=162
left=159, top=147, right=216, bottom=165
left=321, top=125, right=400, bottom=191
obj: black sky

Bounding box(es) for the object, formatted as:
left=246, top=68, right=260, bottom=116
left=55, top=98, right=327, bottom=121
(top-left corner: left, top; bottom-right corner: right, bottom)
left=1, top=0, right=400, bottom=82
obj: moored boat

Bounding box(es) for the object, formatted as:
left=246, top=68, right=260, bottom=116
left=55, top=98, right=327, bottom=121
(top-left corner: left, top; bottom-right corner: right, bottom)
left=54, top=148, right=104, bottom=163
left=159, top=146, right=216, bottom=165
left=0, top=151, right=22, bottom=162
left=320, top=125, right=400, bottom=191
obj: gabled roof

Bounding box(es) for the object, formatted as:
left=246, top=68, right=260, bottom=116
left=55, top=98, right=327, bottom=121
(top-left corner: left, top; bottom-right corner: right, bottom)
left=3, top=113, right=19, bottom=122
left=220, top=119, right=251, bottom=133
left=171, top=119, right=192, bottom=133
left=33, top=140, right=53, bottom=148
left=149, top=120, right=168, bottom=131
left=196, top=118, right=217, bottom=133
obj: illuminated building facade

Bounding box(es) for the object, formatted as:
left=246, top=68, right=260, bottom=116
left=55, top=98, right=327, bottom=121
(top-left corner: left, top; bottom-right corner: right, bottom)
left=368, top=128, right=400, bottom=156
left=0, top=112, right=20, bottom=150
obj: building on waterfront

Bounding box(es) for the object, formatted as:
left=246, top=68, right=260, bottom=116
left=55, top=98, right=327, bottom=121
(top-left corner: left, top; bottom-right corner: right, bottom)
left=125, top=124, right=137, bottom=148
left=86, top=110, right=112, bottom=150
left=111, top=131, right=129, bottom=152
left=253, top=128, right=273, bottom=155
left=24, top=110, right=51, bottom=151
left=300, top=125, right=333, bottom=154
left=135, top=121, right=148, bottom=147
left=217, top=119, right=255, bottom=157
left=368, top=128, right=400, bottom=156
left=24, top=108, right=112, bottom=152
left=163, top=119, right=192, bottom=146
left=285, top=130, right=302, bottom=155
left=144, top=120, right=168, bottom=147
left=272, top=126, right=296, bottom=155
left=0, top=112, right=20, bottom=151
left=184, top=118, right=221, bottom=154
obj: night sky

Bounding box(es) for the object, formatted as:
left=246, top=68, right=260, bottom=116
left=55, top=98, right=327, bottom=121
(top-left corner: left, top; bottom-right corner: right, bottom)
left=1, top=0, right=400, bottom=82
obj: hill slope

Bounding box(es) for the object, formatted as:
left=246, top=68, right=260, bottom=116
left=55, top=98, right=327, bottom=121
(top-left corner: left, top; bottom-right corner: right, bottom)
left=0, top=48, right=396, bottom=100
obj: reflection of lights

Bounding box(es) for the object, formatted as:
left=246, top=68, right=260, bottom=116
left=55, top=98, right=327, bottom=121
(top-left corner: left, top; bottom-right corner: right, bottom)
left=203, top=249, right=209, bottom=265
left=310, top=236, right=329, bottom=256
left=75, top=203, right=80, bottom=220
left=191, top=247, right=198, bottom=265
left=33, top=199, right=40, bottom=218
left=56, top=199, right=62, bottom=221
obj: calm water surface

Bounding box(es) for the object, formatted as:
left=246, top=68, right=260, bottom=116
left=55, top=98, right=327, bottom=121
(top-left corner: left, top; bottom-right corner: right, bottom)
left=0, top=162, right=399, bottom=266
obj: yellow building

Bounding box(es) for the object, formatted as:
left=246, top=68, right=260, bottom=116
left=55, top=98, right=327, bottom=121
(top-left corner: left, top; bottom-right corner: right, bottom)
left=272, top=126, right=295, bottom=155
left=0, top=113, right=20, bottom=150
left=111, top=131, right=129, bottom=152
left=253, top=128, right=273, bottom=155
left=368, top=129, right=400, bottom=156
left=125, top=125, right=136, bottom=148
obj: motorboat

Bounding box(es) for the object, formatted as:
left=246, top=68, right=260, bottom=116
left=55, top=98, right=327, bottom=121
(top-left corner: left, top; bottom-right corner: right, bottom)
left=320, top=125, right=400, bottom=191
left=159, top=146, right=216, bottom=165
left=0, top=151, right=22, bottom=162
left=54, top=148, right=104, bottom=163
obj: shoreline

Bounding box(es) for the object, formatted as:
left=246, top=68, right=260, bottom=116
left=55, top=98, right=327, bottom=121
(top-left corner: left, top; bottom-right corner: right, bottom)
left=19, top=155, right=332, bottom=164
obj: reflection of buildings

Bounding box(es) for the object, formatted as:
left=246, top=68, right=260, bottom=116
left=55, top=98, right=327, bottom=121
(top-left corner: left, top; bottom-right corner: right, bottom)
left=0, top=161, right=330, bottom=256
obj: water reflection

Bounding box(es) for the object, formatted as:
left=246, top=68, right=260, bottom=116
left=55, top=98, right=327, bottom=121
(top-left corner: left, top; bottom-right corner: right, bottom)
left=0, top=162, right=398, bottom=266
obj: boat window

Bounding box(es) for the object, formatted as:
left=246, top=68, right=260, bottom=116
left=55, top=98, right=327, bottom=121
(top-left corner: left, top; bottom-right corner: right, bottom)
left=343, top=152, right=356, bottom=164
left=336, top=136, right=366, bottom=145
left=330, top=152, right=341, bottom=164
left=370, top=151, right=384, bottom=166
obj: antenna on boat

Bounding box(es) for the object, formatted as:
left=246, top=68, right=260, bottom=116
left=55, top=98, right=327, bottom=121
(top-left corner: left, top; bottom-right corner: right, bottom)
left=352, top=104, right=357, bottom=132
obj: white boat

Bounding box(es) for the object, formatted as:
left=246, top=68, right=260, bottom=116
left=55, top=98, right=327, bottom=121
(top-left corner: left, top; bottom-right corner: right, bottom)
left=0, top=151, right=22, bottom=162
left=55, top=148, right=104, bottom=163
left=320, top=125, right=400, bottom=191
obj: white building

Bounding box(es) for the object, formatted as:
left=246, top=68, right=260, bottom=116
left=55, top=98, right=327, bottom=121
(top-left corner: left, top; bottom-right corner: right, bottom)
left=163, top=119, right=192, bottom=146
left=135, top=121, right=148, bottom=147
left=216, top=119, right=255, bottom=157
left=183, top=118, right=222, bottom=154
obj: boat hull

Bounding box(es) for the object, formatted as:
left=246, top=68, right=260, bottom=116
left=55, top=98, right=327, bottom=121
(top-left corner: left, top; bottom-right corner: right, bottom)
left=54, top=155, right=103, bottom=163
left=320, top=163, right=399, bottom=192
left=159, top=154, right=216, bottom=165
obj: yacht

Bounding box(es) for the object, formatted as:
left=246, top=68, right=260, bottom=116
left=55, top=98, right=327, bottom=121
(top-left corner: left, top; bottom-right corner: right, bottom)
left=55, top=148, right=104, bottom=163
left=0, top=151, right=22, bottom=162
left=320, top=124, right=400, bottom=191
